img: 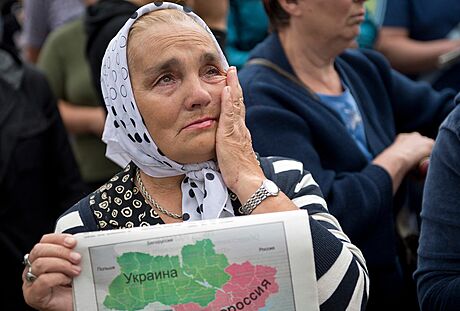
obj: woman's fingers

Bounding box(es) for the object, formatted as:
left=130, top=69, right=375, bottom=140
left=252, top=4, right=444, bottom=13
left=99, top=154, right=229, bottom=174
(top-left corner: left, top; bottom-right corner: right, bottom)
left=226, top=66, right=240, bottom=96
left=23, top=272, right=73, bottom=309
left=23, top=271, right=73, bottom=292
left=393, top=132, right=435, bottom=166
left=22, top=233, right=78, bottom=311
left=29, top=257, right=81, bottom=278
left=29, top=234, right=80, bottom=265
left=220, top=86, right=234, bottom=131
left=226, top=67, right=245, bottom=118
left=39, top=233, right=76, bottom=247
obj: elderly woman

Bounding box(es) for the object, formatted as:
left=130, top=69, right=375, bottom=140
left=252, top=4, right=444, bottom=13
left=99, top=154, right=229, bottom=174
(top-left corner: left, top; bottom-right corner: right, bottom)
left=238, top=0, right=457, bottom=310
left=22, top=3, right=368, bottom=311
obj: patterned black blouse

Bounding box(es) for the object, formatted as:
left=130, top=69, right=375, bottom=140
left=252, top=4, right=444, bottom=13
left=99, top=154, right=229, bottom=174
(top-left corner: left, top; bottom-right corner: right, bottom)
left=89, top=163, right=242, bottom=230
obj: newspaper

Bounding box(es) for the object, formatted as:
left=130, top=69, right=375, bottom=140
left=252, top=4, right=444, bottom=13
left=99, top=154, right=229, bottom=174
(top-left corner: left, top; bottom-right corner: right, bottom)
left=72, top=210, right=318, bottom=311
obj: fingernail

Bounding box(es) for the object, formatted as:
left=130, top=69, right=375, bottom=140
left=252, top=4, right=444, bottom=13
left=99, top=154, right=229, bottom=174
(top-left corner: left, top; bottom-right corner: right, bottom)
left=225, top=86, right=231, bottom=95
left=64, top=237, right=76, bottom=247
left=72, top=265, right=82, bottom=274
left=70, top=252, right=81, bottom=261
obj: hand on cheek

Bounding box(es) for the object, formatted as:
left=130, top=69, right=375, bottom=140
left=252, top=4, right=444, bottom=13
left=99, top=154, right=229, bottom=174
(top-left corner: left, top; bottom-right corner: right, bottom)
left=216, top=67, right=265, bottom=196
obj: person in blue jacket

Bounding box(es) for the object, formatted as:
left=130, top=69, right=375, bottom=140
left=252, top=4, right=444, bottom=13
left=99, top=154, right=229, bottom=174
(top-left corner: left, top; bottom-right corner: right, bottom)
left=378, top=0, right=460, bottom=92
left=239, top=0, right=456, bottom=309
left=415, top=97, right=460, bottom=311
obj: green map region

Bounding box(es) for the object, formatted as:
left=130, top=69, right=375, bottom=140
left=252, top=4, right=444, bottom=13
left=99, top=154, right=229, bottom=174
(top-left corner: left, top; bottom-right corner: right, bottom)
left=102, top=239, right=278, bottom=311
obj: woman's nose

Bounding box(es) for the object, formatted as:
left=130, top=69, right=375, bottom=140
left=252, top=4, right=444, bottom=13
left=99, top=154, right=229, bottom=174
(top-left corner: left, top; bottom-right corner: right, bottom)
left=183, top=77, right=212, bottom=110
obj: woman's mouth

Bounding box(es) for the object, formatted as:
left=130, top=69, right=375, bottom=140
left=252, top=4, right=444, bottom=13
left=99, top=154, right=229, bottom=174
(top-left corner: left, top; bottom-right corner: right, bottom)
left=183, top=118, right=217, bottom=130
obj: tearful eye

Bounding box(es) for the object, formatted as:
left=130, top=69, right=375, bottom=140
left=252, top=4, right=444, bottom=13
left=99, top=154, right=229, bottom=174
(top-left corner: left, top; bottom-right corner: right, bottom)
left=156, top=74, right=176, bottom=86
left=204, top=66, right=223, bottom=79
left=206, top=68, right=220, bottom=75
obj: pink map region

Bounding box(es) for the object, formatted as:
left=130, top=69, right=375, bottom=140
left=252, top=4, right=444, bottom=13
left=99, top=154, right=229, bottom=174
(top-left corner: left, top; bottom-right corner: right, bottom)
left=173, top=261, right=278, bottom=311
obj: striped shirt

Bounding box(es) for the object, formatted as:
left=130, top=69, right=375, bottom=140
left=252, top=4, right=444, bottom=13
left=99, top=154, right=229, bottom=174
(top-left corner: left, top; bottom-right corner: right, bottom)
left=56, top=157, right=369, bottom=310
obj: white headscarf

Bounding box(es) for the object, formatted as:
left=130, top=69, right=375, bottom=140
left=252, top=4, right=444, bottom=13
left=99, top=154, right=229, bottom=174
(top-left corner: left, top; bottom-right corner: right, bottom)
left=101, top=2, right=234, bottom=221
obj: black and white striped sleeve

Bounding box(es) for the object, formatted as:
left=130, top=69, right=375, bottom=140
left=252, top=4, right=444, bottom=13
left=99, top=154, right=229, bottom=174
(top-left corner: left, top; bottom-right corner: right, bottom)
left=261, top=156, right=369, bottom=310
left=54, top=196, right=98, bottom=234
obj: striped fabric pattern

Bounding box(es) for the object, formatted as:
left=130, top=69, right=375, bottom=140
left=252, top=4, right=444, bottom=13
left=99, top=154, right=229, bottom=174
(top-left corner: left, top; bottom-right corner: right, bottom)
left=56, top=156, right=369, bottom=310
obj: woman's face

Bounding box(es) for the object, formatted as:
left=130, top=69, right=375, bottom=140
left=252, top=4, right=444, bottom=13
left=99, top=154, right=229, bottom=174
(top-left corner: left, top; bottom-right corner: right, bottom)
left=129, top=22, right=226, bottom=164
left=297, top=0, right=366, bottom=44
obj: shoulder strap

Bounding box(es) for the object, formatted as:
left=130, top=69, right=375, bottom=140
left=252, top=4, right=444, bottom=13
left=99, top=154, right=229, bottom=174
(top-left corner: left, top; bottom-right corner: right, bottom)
left=245, top=58, right=320, bottom=101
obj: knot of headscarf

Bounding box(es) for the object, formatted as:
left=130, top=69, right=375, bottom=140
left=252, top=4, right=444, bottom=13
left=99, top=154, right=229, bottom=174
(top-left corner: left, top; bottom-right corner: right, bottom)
left=100, top=2, right=234, bottom=220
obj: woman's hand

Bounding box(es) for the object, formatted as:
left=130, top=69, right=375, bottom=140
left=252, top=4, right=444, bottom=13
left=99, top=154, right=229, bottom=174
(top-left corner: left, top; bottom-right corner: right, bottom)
left=216, top=67, right=299, bottom=215
left=216, top=67, right=265, bottom=202
left=373, top=132, right=435, bottom=193
left=22, top=233, right=81, bottom=311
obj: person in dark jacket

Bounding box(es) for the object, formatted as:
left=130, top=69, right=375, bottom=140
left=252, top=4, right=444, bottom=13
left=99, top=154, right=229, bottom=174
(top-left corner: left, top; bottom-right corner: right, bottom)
left=378, top=0, right=460, bottom=92
left=239, top=0, right=456, bottom=310
left=0, top=0, right=21, bottom=54
left=85, top=0, right=139, bottom=103
left=0, top=41, right=85, bottom=309
left=415, top=97, right=460, bottom=311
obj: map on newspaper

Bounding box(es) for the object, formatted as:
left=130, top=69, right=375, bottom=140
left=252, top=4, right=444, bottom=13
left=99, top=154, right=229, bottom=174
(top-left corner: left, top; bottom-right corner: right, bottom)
left=91, top=223, right=291, bottom=311
left=73, top=211, right=318, bottom=311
